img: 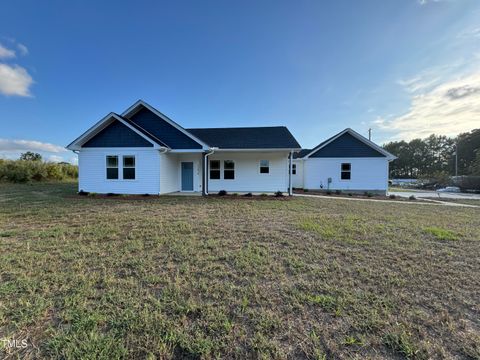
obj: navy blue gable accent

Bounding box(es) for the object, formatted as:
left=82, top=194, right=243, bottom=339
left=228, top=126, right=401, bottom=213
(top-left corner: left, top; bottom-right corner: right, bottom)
left=309, top=132, right=385, bottom=158
left=128, top=107, right=203, bottom=149
left=83, top=120, right=153, bottom=148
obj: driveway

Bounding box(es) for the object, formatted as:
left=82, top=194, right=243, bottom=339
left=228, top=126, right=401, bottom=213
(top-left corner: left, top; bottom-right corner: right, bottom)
left=388, top=189, right=480, bottom=200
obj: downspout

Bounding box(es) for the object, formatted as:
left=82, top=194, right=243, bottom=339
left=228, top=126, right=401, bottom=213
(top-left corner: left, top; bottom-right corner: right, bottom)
left=158, top=147, right=169, bottom=195
left=289, top=151, right=293, bottom=196
left=203, top=148, right=216, bottom=195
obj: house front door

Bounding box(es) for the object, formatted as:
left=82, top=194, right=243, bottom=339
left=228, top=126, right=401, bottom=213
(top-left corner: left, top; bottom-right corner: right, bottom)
left=181, top=162, right=194, bottom=191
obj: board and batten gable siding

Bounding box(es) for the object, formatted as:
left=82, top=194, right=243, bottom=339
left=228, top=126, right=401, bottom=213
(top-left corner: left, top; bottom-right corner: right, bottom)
left=303, top=157, right=389, bottom=191
left=82, top=120, right=153, bottom=148
left=309, top=132, right=385, bottom=158
left=78, top=148, right=160, bottom=194
left=292, top=160, right=304, bottom=188
left=128, top=107, right=203, bottom=149
left=207, top=152, right=290, bottom=193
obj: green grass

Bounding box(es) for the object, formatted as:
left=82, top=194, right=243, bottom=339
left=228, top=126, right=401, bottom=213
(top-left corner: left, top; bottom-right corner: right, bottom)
left=424, top=226, right=459, bottom=241
left=0, top=182, right=479, bottom=359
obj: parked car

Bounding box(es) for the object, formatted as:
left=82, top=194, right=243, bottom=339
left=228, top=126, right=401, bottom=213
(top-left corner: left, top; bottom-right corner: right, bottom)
left=436, top=186, right=461, bottom=193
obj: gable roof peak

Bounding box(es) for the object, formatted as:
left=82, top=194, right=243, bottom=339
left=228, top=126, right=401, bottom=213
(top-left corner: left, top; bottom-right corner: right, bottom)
left=301, top=128, right=396, bottom=160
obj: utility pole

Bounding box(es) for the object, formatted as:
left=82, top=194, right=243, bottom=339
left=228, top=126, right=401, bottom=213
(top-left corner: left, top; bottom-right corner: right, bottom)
left=368, top=128, right=372, bottom=141
left=454, top=143, right=458, bottom=177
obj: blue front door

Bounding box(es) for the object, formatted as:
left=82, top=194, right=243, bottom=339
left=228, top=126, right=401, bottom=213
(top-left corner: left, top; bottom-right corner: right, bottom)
left=181, top=162, right=194, bottom=191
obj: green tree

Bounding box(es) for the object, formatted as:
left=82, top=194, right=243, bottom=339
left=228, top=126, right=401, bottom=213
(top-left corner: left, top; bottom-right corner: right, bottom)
left=20, top=152, right=42, bottom=161
left=470, top=150, right=480, bottom=176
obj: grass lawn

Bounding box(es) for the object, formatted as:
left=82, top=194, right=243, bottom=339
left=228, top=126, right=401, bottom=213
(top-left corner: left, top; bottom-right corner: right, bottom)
left=1, top=182, right=479, bottom=359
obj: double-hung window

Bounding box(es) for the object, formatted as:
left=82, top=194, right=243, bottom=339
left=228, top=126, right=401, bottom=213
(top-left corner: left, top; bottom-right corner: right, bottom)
left=106, top=156, right=119, bottom=179
left=210, top=160, right=220, bottom=179
left=260, top=160, right=270, bottom=174
left=292, top=163, right=296, bottom=175
left=224, top=160, right=235, bottom=180
left=341, top=163, right=351, bottom=180
left=123, top=156, right=135, bottom=180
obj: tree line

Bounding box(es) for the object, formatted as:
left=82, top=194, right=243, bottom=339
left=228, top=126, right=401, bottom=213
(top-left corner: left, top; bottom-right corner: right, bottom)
left=383, top=128, right=480, bottom=178
left=0, top=152, right=78, bottom=183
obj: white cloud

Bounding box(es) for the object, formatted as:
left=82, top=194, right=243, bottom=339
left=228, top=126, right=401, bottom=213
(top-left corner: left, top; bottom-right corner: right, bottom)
left=0, top=43, right=16, bottom=59
left=0, top=139, right=67, bottom=153
left=374, top=72, right=480, bottom=141
left=47, top=155, right=64, bottom=163
left=418, top=0, right=445, bottom=5
left=0, top=63, right=34, bottom=96
left=17, top=43, right=28, bottom=56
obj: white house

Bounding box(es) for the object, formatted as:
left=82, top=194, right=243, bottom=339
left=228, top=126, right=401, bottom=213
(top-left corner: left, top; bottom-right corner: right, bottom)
left=67, top=101, right=396, bottom=196
left=67, top=100, right=301, bottom=195
left=292, top=128, right=396, bottom=194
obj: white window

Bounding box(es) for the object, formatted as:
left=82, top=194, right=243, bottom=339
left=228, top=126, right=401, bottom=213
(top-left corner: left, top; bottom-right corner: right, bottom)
left=341, top=163, right=351, bottom=180
left=210, top=160, right=220, bottom=179
left=292, top=163, right=296, bottom=175
left=123, top=156, right=135, bottom=180
left=106, top=156, right=118, bottom=180
left=224, top=160, right=235, bottom=180
left=260, top=160, right=269, bottom=174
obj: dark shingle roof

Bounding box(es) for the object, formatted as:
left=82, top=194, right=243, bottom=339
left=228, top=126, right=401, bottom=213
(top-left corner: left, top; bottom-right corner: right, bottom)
left=293, top=149, right=311, bottom=159
left=186, top=126, right=301, bottom=149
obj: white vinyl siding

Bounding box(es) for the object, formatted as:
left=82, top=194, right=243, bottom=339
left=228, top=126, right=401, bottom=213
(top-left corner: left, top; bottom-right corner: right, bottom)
left=78, top=148, right=160, bottom=194
left=303, top=157, right=389, bottom=192
left=208, top=152, right=290, bottom=193
left=292, top=160, right=304, bottom=188
left=159, top=152, right=179, bottom=194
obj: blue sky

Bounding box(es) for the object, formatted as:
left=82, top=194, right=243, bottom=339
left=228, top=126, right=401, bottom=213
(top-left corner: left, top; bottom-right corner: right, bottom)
left=1, top=0, right=479, bottom=163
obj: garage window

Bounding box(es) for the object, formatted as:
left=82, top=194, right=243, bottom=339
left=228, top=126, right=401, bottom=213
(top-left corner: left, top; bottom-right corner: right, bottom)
left=123, top=156, right=135, bottom=180
left=341, top=163, right=351, bottom=180
left=106, top=156, right=118, bottom=179
left=260, top=160, right=270, bottom=174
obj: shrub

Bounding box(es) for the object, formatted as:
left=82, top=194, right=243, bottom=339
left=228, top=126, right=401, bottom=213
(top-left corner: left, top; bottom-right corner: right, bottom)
left=335, top=190, right=342, bottom=195
left=409, top=195, right=416, bottom=200
left=274, top=191, right=284, bottom=197
left=78, top=190, right=89, bottom=196
left=348, top=193, right=353, bottom=197
left=106, top=193, right=119, bottom=197
left=244, top=192, right=253, bottom=197
left=0, top=159, right=78, bottom=183
left=232, top=193, right=238, bottom=196
left=88, top=192, right=97, bottom=197
left=326, top=190, right=332, bottom=195
left=364, top=192, right=373, bottom=197
left=218, top=190, right=227, bottom=196
left=303, top=189, right=309, bottom=192
left=389, top=194, right=396, bottom=199
left=260, top=193, right=268, bottom=197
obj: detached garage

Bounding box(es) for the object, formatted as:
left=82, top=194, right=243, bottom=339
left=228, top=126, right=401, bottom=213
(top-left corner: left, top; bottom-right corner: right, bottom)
left=292, top=128, right=396, bottom=195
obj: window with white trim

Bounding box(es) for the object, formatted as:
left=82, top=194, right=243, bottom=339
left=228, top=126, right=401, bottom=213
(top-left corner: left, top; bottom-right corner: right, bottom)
left=260, top=160, right=269, bottom=174
left=210, top=160, right=220, bottom=179
left=123, top=156, right=136, bottom=180
left=224, top=160, right=235, bottom=180
left=341, top=163, right=351, bottom=180
left=292, top=163, right=296, bottom=175
left=106, top=156, right=118, bottom=179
